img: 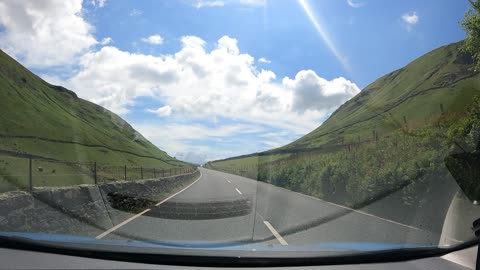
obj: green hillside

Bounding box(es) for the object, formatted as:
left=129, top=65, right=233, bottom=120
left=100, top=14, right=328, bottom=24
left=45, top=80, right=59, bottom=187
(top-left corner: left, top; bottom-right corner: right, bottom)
left=206, top=41, right=480, bottom=212
left=212, top=41, right=480, bottom=160
left=278, top=41, right=480, bottom=151
left=0, top=49, right=187, bottom=191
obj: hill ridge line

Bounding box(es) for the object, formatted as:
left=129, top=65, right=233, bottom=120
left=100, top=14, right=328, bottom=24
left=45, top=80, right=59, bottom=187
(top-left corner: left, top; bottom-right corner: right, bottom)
left=276, top=71, right=479, bottom=153
left=210, top=73, right=478, bottom=162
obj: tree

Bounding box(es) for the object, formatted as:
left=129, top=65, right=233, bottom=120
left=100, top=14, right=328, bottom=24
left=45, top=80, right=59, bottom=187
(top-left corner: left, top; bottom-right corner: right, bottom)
left=462, top=0, right=480, bottom=71
left=448, top=96, right=480, bottom=152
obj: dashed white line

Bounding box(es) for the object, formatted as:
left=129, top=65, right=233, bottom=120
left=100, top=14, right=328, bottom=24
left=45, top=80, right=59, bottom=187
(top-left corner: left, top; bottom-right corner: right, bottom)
left=96, top=170, right=203, bottom=239
left=263, top=221, right=288, bottom=245
left=227, top=179, right=232, bottom=183
left=235, top=188, right=242, bottom=195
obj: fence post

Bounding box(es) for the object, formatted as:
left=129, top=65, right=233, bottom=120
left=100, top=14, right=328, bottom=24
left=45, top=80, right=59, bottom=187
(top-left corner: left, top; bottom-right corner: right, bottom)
left=93, top=162, right=97, bottom=185
left=170, top=168, right=172, bottom=176
left=141, top=167, right=143, bottom=179
left=162, top=169, right=165, bottom=177
left=124, top=165, right=127, bottom=181
left=28, top=158, right=32, bottom=192
left=154, top=168, right=156, bottom=178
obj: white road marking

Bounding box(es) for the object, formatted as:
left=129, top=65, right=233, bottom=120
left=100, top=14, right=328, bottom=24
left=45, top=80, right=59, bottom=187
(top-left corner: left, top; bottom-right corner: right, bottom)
left=263, top=221, right=288, bottom=246
left=96, top=170, right=203, bottom=239
left=227, top=180, right=232, bottom=183
left=154, top=171, right=202, bottom=206
left=275, top=185, right=423, bottom=231
left=235, top=188, right=242, bottom=195
left=95, top=208, right=151, bottom=239
left=212, top=169, right=424, bottom=233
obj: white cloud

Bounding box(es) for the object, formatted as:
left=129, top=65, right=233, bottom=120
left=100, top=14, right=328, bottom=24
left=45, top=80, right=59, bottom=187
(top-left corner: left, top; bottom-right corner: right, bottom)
left=195, top=1, right=225, bottom=8
left=283, top=70, right=360, bottom=113
left=258, top=57, right=271, bottom=64
left=141, top=34, right=164, bottom=45
left=347, top=0, right=365, bottom=8
left=67, top=35, right=360, bottom=136
left=0, top=0, right=97, bottom=67
left=147, top=106, right=172, bottom=117
left=176, top=151, right=207, bottom=165
left=132, top=122, right=266, bottom=163
left=100, top=37, right=113, bottom=45
left=402, top=11, right=419, bottom=31
left=129, top=8, right=142, bottom=16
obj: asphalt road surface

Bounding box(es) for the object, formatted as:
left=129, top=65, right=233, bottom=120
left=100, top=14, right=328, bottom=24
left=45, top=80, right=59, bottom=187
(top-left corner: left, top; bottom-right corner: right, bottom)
left=98, top=168, right=441, bottom=247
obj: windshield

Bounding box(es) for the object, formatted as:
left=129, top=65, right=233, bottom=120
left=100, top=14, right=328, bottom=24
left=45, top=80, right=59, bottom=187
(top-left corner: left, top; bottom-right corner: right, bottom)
left=0, top=0, right=480, bottom=264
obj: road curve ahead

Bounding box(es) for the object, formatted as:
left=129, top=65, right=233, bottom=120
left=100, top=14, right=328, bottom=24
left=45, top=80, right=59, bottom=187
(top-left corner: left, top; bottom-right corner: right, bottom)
left=100, top=168, right=440, bottom=247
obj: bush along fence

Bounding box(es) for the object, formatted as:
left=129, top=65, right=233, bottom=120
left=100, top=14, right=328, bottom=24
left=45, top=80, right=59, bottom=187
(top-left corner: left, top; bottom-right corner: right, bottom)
left=0, top=153, right=196, bottom=193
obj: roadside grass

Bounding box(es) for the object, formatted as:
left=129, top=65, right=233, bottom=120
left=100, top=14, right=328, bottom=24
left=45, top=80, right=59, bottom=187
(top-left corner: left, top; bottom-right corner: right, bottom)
left=207, top=115, right=461, bottom=208
left=0, top=156, right=93, bottom=192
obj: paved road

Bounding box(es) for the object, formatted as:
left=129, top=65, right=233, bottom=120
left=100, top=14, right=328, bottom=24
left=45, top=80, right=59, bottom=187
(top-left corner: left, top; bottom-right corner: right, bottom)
left=100, top=168, right=441, bottom=247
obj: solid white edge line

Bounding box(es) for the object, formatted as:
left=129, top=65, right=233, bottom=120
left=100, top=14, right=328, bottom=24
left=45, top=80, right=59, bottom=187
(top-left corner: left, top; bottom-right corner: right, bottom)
left=95, top=170, right=203, bottom=239
left=211, top=169, right=430, bottom=238
left=263, top=221, right=288, bottom=246
left=154, top=170, right=202, bottom=206
left=95, top=208, right=151, bottom=239
left=235, top=188, right=242, bottom=195
left=212, top=168, right=422, bottom=231
left=274, top=184, right=424, bottom=231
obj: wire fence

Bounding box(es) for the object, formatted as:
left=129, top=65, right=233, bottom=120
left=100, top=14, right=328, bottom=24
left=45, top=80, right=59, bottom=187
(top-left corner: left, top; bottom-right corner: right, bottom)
left=0, top=154, right=196, bottom=193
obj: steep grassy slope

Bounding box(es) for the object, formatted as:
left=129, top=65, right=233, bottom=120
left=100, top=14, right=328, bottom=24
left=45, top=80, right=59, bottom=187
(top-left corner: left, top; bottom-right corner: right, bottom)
left=0, top=49, right=183, bottom=168
left=213, top=41, right=480, bottom=162
left=278, top=41, right=480, bottom=151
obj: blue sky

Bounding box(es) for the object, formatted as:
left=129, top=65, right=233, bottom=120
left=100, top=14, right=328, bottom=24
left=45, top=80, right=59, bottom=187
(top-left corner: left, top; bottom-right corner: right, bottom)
left=0, top=0, right=471, bottom=164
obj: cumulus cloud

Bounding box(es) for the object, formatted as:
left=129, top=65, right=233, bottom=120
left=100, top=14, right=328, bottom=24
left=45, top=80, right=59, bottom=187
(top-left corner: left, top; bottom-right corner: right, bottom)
left=67, top=35, right=360, bottom=135
left=141, top=34, right=164, bottom=45
left=402, top=11, right=419, bottom=31
left=258, top=57, right=271, bottom=64
left=0, top=0, right=97, bottom=67
left=283, top=70, right=360, bottom=113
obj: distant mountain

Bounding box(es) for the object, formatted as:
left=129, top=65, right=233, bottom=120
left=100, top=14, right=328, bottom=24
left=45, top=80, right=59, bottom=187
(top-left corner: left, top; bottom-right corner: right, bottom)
left=0, top=49, right=183, bottom=168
